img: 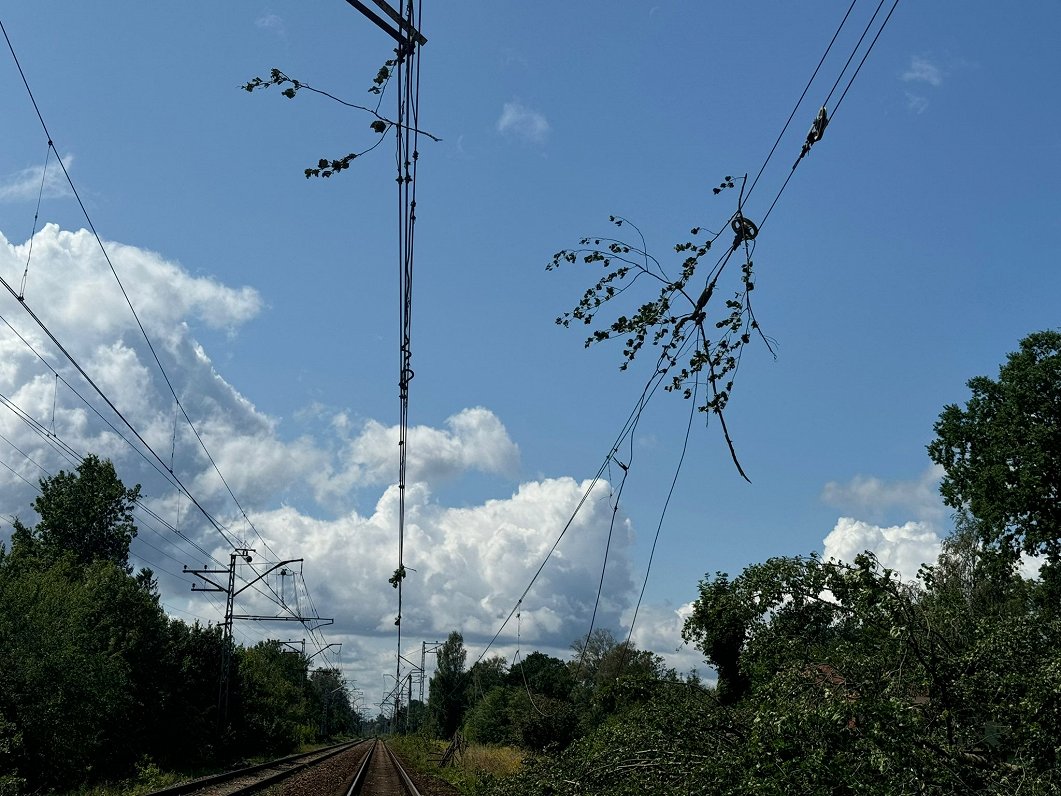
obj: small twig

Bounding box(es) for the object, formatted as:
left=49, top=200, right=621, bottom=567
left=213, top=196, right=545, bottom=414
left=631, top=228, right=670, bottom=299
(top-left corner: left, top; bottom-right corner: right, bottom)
left=242, top=68, right=442, bottom=141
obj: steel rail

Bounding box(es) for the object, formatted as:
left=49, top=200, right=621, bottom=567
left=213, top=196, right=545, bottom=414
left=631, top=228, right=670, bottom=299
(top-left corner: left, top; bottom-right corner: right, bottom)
left=343, top=738, right=423, bottom=796
left=382, top=740, right=423, bottom=796
left=144, top=739, right=367, bottom=796
left=343, top=739, right=376, bottom=796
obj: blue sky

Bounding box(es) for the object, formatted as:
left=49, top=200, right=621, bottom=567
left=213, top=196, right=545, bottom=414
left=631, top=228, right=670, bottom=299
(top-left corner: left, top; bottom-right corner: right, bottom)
left=1, top=2, right=1059, bottom=707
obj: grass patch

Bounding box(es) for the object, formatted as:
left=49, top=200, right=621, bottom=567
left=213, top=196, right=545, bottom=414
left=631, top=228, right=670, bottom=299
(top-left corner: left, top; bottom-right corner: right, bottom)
left=58, top=758, right=192, bottom=796
left=388, top=735, right=524, bottom=795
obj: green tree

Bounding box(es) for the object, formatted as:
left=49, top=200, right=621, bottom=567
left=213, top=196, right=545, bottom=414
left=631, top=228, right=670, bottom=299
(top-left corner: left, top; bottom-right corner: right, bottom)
left=467, top=655, right=508, bottom=706
left=428, top=631, right=467, bottom=739
left=0, top=558, right=155, bottom=788
left=464, top=687, right=516, bottom=746
left=928, top=330, right=1061, bottom=569
left=680, top=573, right=753, bottom=704
left=151, top=618, right=227, bottom=767
left=466, top=652, right=579, bottom=750
left=568, top=629, right=674, bottom=733
left=506, top=689, right=579, bottom=751
left=10, top=455, right=141, bottom=571
left=310, top=668, right=353, bottom=738
left=507, top=651, right=573, bottom=701
left=0, top=458, right=165, bottom=790
left=234, top=641, right=313, bottom=754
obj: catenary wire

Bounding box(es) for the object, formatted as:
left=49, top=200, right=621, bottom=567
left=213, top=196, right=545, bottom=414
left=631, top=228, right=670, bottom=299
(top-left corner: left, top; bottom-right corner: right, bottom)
left=746, top=0, right=860, bottom=201
left=0, top=325, right=329, bottom=636
left=756, top=0, right=900, bottom=232
left=2, top=23, right=337, bottom=638
left=0, top=17, right=283, bottom=562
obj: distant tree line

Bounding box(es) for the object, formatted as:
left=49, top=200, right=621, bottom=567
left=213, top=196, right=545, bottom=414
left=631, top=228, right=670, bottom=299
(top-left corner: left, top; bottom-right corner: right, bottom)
left=0, top=455, right=359, bottom=794
left=415, top=626, right=694, bottom=753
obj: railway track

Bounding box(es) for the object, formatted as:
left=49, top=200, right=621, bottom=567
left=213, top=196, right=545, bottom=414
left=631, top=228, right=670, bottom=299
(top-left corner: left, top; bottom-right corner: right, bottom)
left=343, top=739, right=424, bottom=796
left=143, top=739, right=368, bottom=796
left=144, top=738, right=452, bottom=796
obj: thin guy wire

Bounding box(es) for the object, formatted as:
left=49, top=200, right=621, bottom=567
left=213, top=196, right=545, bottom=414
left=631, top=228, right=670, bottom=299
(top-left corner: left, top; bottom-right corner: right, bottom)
left=620, top=377, right=698, bottom=671
left=19, top=140, right=51, bottom=298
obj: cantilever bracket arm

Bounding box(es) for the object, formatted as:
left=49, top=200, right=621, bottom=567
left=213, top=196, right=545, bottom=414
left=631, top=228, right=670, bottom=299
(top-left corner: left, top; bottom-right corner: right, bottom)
left=308, top=642, right=342, bottom=662
left=344, top=0, right=427, bottom=47
left=184, top=565, right=229, bottom=592
left=231, top=614, right=335, bottom=625
left=232, top=558, right=303, bottom=598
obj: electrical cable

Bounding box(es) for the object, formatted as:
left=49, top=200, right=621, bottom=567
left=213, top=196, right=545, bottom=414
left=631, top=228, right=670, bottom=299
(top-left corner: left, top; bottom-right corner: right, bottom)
left=0, top=281, right=239, bottom=548
left=0, top=313, right=193, bottom=487
left=0, top=446, right=218, bottom=609
left=831, top=0, right=901, bottom=118
left=470, top=181, right=758, bottom=675
left=619, top=377, right=698, bottom=673
left=471, top=360, right=673, bottom=669
left=0, top=455, right=36, bottom=490
left=746, top=0, right=860, bottom=201
left=575, top=422, right=634, bottom=679
left=2, top=23, right=338, bottom=643
left=759, top=0, right=899, bottom=233
left=392, top=0, right=424, bottom=709
left=18, top=140, right=50, bottom=299
left=1, top=16, right=283, bottom=563
left=0, top=358, right=316, bottom=633
left=819, top=0, right=888, bottom=111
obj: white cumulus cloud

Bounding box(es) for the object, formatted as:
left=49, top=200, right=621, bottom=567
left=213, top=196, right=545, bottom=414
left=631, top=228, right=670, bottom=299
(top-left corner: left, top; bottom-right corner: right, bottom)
left=902, top=56, right=943, bottom=87
left=625, top=600, right=707, bottom=680
left=0, top=223, right=649, bottom=694
left=821, top=467, right=947, bottom=580
left=497, top=101, right=550, bottom=144
left=823, top=516, right=941, bottom=581
left=821, top=465, right=945, bottom=525
left=245, top=475, right=634, bottom=643
left=0, top=156, right=74, bottom=203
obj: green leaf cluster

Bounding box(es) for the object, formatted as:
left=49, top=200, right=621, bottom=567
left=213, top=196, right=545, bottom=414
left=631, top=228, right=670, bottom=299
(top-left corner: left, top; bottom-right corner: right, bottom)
left=548, top=194, right=774, bottom=479
left=928, top=330, right=1061, bottom=576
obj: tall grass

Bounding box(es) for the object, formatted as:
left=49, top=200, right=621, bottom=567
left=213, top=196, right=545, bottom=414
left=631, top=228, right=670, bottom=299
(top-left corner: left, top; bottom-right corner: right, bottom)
left=388, top=735, right=524, bottom=795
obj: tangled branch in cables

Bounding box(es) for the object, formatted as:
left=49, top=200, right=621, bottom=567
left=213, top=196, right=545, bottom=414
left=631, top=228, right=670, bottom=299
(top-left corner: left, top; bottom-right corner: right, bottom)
left=242, top=62, right=440, bottom=179
left=547, top=176, right=776, bottom=479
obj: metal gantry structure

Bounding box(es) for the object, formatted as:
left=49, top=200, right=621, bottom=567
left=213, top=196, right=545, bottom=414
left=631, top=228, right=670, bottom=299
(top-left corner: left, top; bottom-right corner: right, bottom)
left=185, top=548, right=333, bottom=723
